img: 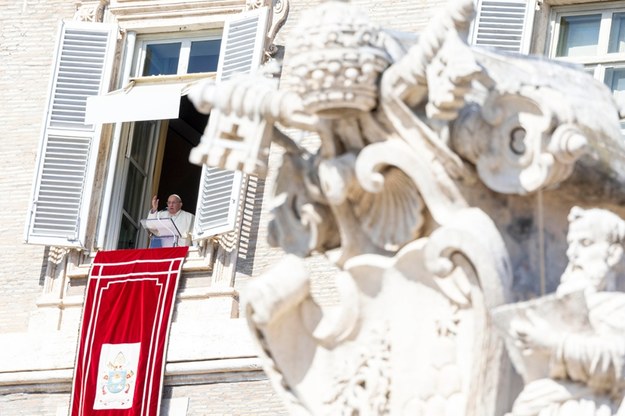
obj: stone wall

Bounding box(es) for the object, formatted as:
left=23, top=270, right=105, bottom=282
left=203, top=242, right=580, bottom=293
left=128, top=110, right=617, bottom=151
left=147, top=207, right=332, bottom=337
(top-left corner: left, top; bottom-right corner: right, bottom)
left=0, top=380, right=287, bottom=416
left=163, top=380, right=287, bottom=415
left=0, top=0, right=77, bottom=333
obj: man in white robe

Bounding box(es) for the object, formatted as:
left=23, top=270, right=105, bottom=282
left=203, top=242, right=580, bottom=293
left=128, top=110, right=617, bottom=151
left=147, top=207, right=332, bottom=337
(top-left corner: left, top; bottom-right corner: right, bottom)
left=148, top=194, right=195, bottom=246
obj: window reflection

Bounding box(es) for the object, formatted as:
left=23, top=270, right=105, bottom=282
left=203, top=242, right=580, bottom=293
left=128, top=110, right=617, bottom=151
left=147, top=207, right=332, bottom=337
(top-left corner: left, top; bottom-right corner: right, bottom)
left=609, top=13, right=625, bottom=53
left=143, top=43, right=181, bottom=76
left=188, top=39, right=221, bottom=73
left=557, top=14, right=601, bottom=57
left=605, top=67, right=625, bottom=99
left=117, top=121, right=155, bottom=249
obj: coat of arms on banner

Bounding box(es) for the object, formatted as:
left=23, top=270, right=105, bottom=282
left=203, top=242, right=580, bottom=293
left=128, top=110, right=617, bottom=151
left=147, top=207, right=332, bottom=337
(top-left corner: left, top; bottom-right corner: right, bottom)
left=94, top=343, right=141, bottom=409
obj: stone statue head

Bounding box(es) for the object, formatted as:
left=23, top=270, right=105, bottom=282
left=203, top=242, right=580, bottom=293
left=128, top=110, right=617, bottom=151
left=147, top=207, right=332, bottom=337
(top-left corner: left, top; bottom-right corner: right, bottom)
left=559, top=206, right=625, bottom=294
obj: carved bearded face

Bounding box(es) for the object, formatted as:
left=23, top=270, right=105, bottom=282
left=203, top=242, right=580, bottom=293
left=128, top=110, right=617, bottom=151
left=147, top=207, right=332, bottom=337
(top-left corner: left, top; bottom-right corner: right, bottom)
left=561, top=210, right=624, bottom=293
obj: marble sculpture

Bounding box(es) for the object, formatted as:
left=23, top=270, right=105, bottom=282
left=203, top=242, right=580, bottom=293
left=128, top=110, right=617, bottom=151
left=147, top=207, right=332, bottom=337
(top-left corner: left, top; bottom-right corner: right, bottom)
left=187, top=0, right=625, bottom=414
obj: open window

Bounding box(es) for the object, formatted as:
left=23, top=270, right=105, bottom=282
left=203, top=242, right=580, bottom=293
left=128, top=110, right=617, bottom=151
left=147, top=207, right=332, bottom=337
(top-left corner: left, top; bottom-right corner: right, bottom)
left=107, top=95, right=208, bottom=250
left=26, top=7, right=270, bottom=251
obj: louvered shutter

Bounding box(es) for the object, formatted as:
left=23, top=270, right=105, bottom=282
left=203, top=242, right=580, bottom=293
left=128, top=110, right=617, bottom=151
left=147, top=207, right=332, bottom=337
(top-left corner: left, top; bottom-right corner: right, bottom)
left=193, top=7, right=269, bottom=240
left=25, top=21, right=117, bottom=247
left=471, top=0, right=535, bottom=54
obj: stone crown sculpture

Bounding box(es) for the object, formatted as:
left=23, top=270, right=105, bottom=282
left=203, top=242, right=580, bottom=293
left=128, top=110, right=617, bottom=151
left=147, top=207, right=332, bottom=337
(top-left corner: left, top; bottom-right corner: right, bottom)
left=284, top=1, right=394, bottom=116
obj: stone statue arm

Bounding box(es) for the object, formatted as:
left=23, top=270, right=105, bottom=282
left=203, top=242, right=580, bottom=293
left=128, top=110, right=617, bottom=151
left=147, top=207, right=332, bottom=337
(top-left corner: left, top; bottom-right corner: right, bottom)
left=550, top=332, right=625, bottom=391
left=186, top=71, right=323, bottom=176
left=188, top=74, right=319, bottom=132
left=514, top=309, right=625, bottom=389
left=244, top=255, right=312, bottom=328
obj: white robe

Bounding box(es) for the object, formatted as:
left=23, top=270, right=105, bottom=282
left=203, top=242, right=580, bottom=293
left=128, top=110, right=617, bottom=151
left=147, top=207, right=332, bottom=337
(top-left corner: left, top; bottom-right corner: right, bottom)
left=147, top=209, right=195, bottom=246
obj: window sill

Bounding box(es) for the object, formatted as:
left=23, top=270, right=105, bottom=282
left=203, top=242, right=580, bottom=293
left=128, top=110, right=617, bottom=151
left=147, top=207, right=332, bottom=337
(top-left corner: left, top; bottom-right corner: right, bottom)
left=66, top=245, right=214, bottom=279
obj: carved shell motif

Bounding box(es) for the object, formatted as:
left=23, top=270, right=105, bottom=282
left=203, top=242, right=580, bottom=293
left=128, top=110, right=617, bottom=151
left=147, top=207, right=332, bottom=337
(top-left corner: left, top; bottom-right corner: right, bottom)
left=318, top=151, right=425, bottom=252
left=350, top=166, right=425, bottom=251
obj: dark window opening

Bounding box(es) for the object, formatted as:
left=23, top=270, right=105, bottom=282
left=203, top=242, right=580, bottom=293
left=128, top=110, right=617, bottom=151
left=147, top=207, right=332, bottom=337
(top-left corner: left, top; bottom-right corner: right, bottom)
left=155, top=96, right=206, bottom=214
left=116, top=95, right=207, bottom=249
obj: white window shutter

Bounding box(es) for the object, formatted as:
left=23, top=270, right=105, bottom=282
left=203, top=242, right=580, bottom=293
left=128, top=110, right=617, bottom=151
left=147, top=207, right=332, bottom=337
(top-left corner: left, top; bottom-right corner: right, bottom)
left=194, top=167, right=244, bottom=238
left=193, top=7, right=269, bottom=241
left=25, top=21, right=117, bottom=247
left=471, top=0, right=535, bottom=54
left=217, top=7, right=269, bottom=81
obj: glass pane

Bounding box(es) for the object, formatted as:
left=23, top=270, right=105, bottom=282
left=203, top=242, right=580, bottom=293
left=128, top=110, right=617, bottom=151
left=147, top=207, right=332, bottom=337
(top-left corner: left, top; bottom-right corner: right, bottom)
left=129, top=121, right=152, bottom=170
left=609, top=13, right=625, bottom=53
left=123, top=163, right=144, bottom=222
left=143, top=43, right=181, bottom=76
left=605, top=67, right=625, bottom=100
left=556, top=14, right=601, bottom=57
left=188, top=39, right=222, bottom=73
left=118, top=215, right=138, bottom=249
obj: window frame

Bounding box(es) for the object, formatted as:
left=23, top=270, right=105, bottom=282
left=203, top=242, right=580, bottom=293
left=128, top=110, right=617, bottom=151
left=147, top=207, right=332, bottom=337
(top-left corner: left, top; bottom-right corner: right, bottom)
left=548, top=2, right=625, bottom=90
left=94, top=7, right=270, bottom=251
left=95, top=29, right=222, bottom=250
left=99, top=30, right=222, bottom=251
left=27, top=7, right=270, bottom=255
left=104, top=119, right=164, bottom=251
left=133, top=31, right=222, bottom=77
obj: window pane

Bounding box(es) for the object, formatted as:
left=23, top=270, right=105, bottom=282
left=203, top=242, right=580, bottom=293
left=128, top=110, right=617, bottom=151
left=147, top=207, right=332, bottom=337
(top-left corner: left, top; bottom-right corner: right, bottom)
left=188, top=39, right=222, bottom=73
left=605, top=67, right=625, bottom=137
left=122, top=122, right=151, bottom=223
left=143, top=43, right=181, bottom=76
left=556, top=14, right=601, bottom=57
left=118, top=215, right=138, bottom=249
left=129, top=122, right=151, bottom=170
left=605, top=67, right=625, bottom=100
left=609, top=13, right=625, bottom=53
left=123, top=163, right=145, bottom=222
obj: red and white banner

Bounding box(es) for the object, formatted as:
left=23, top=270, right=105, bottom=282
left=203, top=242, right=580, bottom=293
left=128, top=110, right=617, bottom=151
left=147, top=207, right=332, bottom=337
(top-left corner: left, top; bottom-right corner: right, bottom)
left=70, top=247, right=188, bottom=416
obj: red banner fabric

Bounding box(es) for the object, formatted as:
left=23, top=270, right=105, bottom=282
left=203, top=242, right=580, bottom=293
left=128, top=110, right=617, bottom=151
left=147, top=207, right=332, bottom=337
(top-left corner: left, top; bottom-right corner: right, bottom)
left=70, top=247, right=188, bottom=416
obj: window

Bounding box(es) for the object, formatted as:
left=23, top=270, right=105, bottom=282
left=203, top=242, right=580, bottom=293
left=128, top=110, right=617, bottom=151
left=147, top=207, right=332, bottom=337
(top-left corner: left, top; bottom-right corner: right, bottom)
left=556, top=14, right=601, bottom=57
left=550, top=4, right=625, bottom=101
left=26, top=8, right=270, bottom=251
left=107, top=32, right=222, bottom=250
left=140, top=37, right=222, bottom=76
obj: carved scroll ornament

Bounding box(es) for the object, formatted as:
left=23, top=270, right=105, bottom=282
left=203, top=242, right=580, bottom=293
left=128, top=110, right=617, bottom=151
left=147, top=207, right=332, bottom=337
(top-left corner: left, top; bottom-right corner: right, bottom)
left=450, top=52, right=621, bottom=194
left=246, top=0, right=290, bottom=58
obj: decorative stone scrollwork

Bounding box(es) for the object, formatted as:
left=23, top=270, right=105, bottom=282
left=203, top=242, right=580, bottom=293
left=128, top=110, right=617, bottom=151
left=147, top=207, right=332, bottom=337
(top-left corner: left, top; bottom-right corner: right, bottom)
left=322, top=326, right=391, bottom=415
left=451, top=51, right=621, bottom=194
left=74, top=1, right=108, bottom=22
left=246, top=0, right=290, bottom=58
